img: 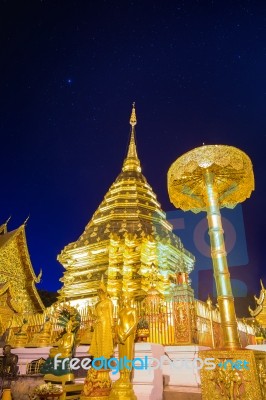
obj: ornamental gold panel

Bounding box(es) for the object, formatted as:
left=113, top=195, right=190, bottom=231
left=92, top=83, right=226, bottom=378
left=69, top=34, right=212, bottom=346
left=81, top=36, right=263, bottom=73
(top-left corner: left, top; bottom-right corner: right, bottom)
left=199, top=349, right=262, bottom=400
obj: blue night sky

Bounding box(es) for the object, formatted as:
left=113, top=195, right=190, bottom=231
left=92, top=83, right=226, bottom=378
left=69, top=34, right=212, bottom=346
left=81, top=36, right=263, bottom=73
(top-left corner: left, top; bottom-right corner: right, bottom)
left=0, top=1, right=265, bottom=305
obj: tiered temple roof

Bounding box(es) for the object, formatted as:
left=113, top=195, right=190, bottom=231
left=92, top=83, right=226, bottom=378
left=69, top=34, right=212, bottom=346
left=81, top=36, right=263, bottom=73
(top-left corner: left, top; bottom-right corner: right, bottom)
left=0, top=221, right=44, bottom=330
left=58, top=105, right=195, bottom=304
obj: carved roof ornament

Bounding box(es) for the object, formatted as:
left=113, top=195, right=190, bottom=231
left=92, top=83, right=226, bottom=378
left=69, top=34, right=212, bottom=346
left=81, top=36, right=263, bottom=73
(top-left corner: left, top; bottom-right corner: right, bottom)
left=249, top=280, right=266, bottom=318
left=0, top=224, right=44, bottom=312
left=0, top=216, right=11, bottom=235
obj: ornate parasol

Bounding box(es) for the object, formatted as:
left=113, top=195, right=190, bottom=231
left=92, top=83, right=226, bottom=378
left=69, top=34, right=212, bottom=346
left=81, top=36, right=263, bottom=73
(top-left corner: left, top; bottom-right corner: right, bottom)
left=168, top=144, right=254, bottom=349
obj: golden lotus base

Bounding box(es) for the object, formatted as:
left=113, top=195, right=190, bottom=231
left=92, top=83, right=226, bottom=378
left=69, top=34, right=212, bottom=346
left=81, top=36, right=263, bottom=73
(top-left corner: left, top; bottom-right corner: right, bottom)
left=199, top=349, right=263, bottom=400
left=108, top=378, right=137, bottom=400
left=26, top=338, right=51, bottom=347
left=11, top=333, right=28, bottom=348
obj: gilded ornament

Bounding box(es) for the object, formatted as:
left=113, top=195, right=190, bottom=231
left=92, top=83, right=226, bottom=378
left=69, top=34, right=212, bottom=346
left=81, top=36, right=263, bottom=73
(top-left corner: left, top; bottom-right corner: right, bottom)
left=199, top=349, right=263, bottom=400
left=168, top=145, right=254, bottom=350
left=168, top=145, right=254, bottom=212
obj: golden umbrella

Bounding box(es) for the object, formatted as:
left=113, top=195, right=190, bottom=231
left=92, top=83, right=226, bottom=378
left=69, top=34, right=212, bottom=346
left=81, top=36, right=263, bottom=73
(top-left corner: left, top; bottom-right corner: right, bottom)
left=168, top=145, right=254, bottom=350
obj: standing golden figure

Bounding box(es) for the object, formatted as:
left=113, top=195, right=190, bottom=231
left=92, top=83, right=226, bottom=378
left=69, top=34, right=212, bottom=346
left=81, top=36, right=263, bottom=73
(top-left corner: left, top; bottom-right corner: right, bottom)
left=81, top=277, right=114, bottom=400
left=109, top=292, right=137, bottom=400
left=89, top=278, right=114, bottom=359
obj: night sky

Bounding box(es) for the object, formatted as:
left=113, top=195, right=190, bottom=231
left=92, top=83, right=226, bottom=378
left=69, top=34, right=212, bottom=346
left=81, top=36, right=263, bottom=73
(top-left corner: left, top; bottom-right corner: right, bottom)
left=1, top=1, right=265, bottom=308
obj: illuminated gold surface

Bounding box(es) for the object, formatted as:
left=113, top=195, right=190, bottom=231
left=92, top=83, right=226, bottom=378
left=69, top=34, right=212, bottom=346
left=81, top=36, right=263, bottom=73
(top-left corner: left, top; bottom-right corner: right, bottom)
left=43, top=373, right=74, bottom=384
left=49, top=320, right=74, bottom=358
left=0, top=223, right=44, bottom=330
left=109, top=294, right=137, bottom=400
left=249, top=280, right=266, bottom=328
left=26, top=318, right=52, bottom=347
left=81, top=368, right=112, bottom=399
left=207, top=295, right=215, bottom=348
left=2, top=389, right=12, bottom=400
left=199, top=349, right=262, bottom=400
left=58, top=105, right=194, bottom=303
left=108, top=380, right=137, bottom=400
left=168, top=145, right=254, bottom=213
left=89, top=279, right=114, bottom=359
left=252, top=350, right=266, bottom=399
left=205, top=169, right=240, bottom=349
left=11, top=319, right=29, bottom=348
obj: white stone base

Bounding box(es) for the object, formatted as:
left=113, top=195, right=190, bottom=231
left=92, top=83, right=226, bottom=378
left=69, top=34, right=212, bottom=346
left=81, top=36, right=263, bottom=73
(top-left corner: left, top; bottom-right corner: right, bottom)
left=162, top=345, right=210, bottom=387
left=246, top=344, right=266, bottom=352
left=112, top=343, right=164, bottom=400
left=8, top=344, right=212, bottom=399
left=12, top=346, right=51, bottom=374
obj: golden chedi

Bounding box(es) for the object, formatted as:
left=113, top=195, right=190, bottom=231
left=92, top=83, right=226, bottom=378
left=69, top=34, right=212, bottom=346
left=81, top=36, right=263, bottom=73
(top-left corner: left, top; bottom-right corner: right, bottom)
left=57, top=104, right=194, bottom=312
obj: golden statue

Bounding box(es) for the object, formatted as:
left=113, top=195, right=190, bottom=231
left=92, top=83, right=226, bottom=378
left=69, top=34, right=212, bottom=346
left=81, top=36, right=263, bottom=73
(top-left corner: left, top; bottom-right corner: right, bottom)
left=109, top=293, right=137, bottom=400
left=11, top=318, right=29, bottom=348
left=27, top=317, right=52, bottom=347
left=41, top=320, right=75, bottom=383
left=89, top=278, right=114, bottom=359
left=50, top=319, right=74, bottom=358
left=81, top=279, right=114, bottom=399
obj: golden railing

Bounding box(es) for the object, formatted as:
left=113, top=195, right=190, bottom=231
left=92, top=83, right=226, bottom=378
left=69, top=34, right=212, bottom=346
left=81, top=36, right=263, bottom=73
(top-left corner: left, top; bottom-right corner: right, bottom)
left=3, top=296, right=256, bottom=349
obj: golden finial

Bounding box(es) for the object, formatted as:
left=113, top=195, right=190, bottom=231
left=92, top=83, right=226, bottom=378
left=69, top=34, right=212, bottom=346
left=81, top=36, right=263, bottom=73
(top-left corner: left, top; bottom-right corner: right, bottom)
left=35, top=269, right=42, bottom=283
left=99, top=274, right=107, bottom=292
left=129, top=102, right=137, bottom=127
left=23, top=215, right=30, bottom=226
left=206, top=295, right=212, bottom=309
left=5, top=216, right=11, bottom=225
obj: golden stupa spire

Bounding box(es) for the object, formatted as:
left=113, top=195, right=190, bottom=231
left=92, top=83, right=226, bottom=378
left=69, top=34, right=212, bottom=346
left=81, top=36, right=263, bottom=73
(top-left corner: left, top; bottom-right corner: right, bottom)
left=123, top=103, right=141, bottom=172
left=130, top=102, right=137, bottom=127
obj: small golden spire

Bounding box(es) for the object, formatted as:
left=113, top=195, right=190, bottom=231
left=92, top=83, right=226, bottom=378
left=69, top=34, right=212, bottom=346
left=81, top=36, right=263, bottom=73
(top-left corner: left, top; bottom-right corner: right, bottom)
left=0, top=216, right=11, bottom=235
left=122, top=103, right=141, bottom=172
left=5, top=216, right=11, bottom=225
left=130, top=102, right=137, bottom=127
left=23, top=215, right=30, bottom=226
left=99, top=274, right=107, bottom=292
